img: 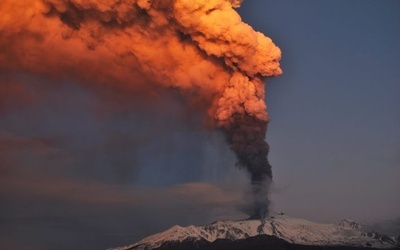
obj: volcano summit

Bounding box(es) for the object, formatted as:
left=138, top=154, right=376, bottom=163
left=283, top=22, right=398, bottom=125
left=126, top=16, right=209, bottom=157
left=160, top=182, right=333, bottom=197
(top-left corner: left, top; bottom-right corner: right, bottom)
left=110, top=213, right=399, bottom=250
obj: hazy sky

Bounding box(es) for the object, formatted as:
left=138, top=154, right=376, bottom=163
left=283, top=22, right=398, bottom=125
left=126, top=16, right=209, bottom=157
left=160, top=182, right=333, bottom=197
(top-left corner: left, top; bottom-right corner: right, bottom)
left=0, top=1, right=399, bottom=250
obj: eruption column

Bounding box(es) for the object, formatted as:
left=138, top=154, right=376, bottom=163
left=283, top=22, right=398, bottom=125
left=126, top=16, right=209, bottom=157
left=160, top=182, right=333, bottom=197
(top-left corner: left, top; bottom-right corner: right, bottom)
left=216, top=73, right=276, bottom=219
left=0, top=0, right=282, bottom=219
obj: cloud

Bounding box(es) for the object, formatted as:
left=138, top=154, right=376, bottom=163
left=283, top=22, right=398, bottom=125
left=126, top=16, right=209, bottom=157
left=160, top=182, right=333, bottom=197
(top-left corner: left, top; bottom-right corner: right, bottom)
left=1, top=168, right=244, bottom=210
left=1, top=172, right=244, bottom=249
left=0, top=0, right=281, bottom=124
left=0, top=134, right=243, bottom=210
left=0, top=129, right=245, bottom=249
left=364, top=218, right=400, bottom=236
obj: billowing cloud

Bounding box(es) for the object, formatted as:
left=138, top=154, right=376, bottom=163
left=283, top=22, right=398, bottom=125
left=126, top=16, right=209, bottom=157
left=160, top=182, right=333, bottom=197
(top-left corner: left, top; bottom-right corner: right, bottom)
left=0, top=0, right=282, bottom=231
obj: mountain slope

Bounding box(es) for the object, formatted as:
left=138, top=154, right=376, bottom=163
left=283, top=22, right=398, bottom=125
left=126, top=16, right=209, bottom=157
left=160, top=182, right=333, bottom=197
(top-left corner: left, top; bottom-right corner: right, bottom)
left=110, top=213, right=399, bottom=250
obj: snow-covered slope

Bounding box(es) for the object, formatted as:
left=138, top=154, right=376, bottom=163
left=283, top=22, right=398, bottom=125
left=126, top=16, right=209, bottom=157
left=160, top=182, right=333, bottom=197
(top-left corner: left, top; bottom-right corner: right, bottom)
left=110, top=213, right=399, bottom=250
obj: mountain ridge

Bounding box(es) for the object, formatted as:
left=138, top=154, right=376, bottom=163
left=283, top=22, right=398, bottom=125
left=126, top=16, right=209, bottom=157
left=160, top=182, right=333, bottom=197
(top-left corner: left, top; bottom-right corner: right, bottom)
left=109, top=213, right=399, bottom=250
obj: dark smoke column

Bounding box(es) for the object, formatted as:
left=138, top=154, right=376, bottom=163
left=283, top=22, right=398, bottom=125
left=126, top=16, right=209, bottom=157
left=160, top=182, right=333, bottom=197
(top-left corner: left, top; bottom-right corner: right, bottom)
left=216, top=73, right=279, bottom=220
left=174, top=1, right=282, bottom=219
left=223, top=112, right=272, bottom=219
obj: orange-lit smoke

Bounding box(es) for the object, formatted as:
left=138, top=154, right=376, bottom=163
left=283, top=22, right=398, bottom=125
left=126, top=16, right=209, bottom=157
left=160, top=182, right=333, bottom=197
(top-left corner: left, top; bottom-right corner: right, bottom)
left=0, top=0, right=282, bottom=218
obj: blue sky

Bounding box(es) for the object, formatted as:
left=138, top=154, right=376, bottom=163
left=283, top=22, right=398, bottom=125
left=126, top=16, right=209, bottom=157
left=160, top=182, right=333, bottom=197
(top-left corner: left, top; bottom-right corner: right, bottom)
left=239, top=0, right=400, bottom=222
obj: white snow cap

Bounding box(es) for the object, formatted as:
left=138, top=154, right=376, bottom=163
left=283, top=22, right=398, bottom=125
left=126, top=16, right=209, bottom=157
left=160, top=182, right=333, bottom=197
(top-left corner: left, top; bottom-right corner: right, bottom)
left=110, top=213, right=399, bottom=250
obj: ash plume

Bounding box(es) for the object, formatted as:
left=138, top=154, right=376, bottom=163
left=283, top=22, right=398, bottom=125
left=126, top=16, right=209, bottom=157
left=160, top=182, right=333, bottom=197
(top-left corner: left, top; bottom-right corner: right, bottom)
left=0, top=0, right=282, bottom=219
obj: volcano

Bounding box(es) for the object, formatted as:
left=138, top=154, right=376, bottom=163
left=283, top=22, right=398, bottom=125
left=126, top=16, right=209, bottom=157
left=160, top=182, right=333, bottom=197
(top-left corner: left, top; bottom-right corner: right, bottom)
left=109, top=213, right=399, bottom=250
